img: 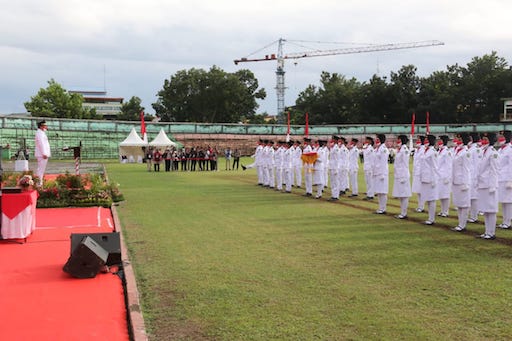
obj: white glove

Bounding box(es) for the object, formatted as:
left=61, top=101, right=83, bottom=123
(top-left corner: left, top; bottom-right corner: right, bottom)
left=431, top=183, right=436, bottom=188
left=400, top=179, right=406, bottom=184
left=461, top=184, right=469, bottom=191
left=506, top=182, right=512, bottom=189
left=380, top=176, right=385, bottom=181
left=443, top=179, right=450, bottom=185
left=489, top=187, right=496, bottom=193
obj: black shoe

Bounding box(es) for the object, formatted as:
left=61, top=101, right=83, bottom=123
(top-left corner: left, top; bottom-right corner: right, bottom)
left=328, top=197, right=339, bottom=202
left=349, top=194, right=358, bottom=197
left=241, top=165, right=246, bottom=171
left=363, top=196, right=374, bottom=201
left=340, top=190, right=346, bottom=195
left=395, top=214, right=407, bottom=219
left=451, top=226, right=466, bottom=232
left=375, top=210, right=386, bottom=214
left=303, top=193, right=312, bottom=197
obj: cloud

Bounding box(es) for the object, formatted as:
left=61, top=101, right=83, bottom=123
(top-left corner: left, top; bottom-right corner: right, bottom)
left=1, top=0, right=512, bottom=115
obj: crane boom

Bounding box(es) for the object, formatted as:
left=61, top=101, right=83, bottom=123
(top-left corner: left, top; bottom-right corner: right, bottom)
left=233, top=38, right=444, bottom=121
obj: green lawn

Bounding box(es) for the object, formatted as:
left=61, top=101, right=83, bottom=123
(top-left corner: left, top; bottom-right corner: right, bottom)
left=107, top=160, right=512, bottom=340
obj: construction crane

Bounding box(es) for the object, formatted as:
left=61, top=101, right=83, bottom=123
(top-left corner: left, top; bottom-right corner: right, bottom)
left=234, top=38, right=444, bottom=122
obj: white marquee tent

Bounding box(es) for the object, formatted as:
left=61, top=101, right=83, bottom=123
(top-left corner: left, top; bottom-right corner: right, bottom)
left=118, top=127, right=147, bottom=163
left=149, top=128, right=178, bottom=148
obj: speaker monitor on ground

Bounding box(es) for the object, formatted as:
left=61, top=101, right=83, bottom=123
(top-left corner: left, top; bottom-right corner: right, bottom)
left=70, top=232, right=121, bottom=266
left=63, top=236, right=109, bottom=278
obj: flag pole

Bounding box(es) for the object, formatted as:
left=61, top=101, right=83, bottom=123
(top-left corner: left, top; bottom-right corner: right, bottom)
left=305, top=112, right=309, bottom=138
left=426, top=111, right=430, bottom=135
left=409, top=112, right=415, bottom=150
left=286, top=111, right=291, bottom=142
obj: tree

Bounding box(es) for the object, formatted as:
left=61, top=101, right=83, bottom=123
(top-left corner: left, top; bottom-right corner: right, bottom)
left=295, top=72, right=361, bottom=124
left=152, top=66, right=266, bottom=123
left=24, top=79, right=99, bottom=119
left=118, top=96, right=145, bottom=121
left=455, top=52, right=512, bottom=122
left=388, top=65, right=420, bottom=123
left=358, top=74, right=392, bottom=123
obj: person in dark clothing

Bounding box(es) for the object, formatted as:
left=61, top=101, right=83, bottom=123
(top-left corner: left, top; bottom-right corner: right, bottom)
left=198, top=149, right=205, bottom=171
left=232, top=149, right=241, bottom=170
left=190, top=148, right=197, bottom=171
left=163, top=148, right=172, bottom=172
left=153, top=148, right=162, bottom=172
left=180, top=150, right=187, bottom=171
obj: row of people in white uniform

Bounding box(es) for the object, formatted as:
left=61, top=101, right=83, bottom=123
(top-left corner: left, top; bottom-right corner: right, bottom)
left=411, top=131, right=512, bottom=240
left=245, top=137, right=360, bottom=197
left=363, top=131, right=509, bottom=240
left=247, top=131, right=510, bottom=240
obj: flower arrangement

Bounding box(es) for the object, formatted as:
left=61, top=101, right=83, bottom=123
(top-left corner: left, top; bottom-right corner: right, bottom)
left=1, top=171, right=124, bottom=208
left=17, top=174, right=34, bottom=188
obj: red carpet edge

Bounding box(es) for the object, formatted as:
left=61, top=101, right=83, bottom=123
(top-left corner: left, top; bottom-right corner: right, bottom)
left=111, top=203, right=148, bottom=341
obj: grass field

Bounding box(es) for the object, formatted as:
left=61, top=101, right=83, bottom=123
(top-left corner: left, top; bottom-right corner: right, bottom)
left=107, top=159, right=512, bottom=340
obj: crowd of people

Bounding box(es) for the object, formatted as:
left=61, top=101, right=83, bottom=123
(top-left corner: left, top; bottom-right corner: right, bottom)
left=244, top=131, right=512, bottom=240
left=143, top=146, right=242, bottom=172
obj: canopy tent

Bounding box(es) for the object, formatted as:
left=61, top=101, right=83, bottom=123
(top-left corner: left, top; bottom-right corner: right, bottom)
left=118, top=127, right=147, bottom=163
left=149, top=128, right=181, bottom=149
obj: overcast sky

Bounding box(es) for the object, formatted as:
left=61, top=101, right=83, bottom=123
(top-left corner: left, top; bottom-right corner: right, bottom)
left=1, top=0, right=511, bottom=117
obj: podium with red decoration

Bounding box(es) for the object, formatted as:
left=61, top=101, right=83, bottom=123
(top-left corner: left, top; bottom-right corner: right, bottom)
left=1, top=190, right=38, bottom=241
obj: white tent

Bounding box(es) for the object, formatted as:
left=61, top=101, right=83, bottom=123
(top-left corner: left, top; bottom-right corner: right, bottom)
left=118, top=127, right=147, bottom=163
left=149, top=128, right=177, bottom=148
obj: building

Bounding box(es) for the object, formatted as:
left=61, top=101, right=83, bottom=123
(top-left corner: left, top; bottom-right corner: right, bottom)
left=69, top=90, right=123, bottom=120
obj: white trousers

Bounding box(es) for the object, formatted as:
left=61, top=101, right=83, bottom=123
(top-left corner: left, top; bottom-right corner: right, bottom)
left=36, top=157, right=49, bottom=186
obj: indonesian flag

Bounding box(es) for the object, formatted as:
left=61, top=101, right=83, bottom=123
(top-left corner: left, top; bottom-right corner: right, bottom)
left=410, top=112, right=415, bottom=150
left=305, top=112, right=309, bottom=138
left=140, top=111, right=147, bottom=143
left=286, top=111, right=291, bottom=142
left=426, top=111, right=430, bottom=135
left=411, top=112, right=415, bottom=136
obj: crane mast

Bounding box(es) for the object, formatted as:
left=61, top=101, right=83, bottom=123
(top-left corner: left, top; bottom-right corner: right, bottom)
left=234, top=38, right=444, bottom=122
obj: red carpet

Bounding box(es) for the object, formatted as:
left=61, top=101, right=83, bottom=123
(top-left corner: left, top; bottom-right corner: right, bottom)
left=0, top=207, right=129, bottom=341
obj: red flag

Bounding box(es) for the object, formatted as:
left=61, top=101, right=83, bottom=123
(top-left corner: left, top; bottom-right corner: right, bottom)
left=305, top=112, right=309, bottom=138
left=286, top=111, right=291, bottom=142
left=426, top=111, right=430, bottom=134
left=411, top=112, right=415, bottom=136
left=140, top=111, right=147, bottom=141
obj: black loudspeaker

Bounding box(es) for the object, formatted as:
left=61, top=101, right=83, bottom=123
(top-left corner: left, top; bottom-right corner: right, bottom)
left=70, top=232, right=121, bottom=266
left=63, top=236, right=109, bottom=278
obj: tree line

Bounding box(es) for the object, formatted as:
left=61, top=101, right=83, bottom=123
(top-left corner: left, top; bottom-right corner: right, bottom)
left=25, top=52, right=512, bottom=125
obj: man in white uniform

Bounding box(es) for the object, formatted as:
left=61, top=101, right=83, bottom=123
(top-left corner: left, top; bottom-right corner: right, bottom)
left=291, top=140, right=303, bottom=188
left=338, top=137, right=349, bottom=195
left=419, top=135, right=439, bottom=225
left=392, top=135, right=412, bottom=219
left=34, top=120, right=51, bottom=187
left=412, top=136, right=426, bottom=212
left=497, top=130, right=512, bottom=229
left=348, top=138, right=360, bottom=197
left=468, top=132, right=482, bottom=223
left=314, top=140, right=328, bottom=199
left=437, top=135, right=453, bottom=217
left=328, top=136, right=341, bottom=201
left=372, top=134, right=389, bottom=214
left=451, top=133, right=472, bottom=232
left=302, top=137, right=314, bottom=197
left=362, top=136, right=375, bottom=200
left=476, top=132, right=499, bottom=239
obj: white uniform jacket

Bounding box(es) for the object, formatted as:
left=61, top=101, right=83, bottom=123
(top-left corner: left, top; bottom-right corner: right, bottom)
left=392, top=145, right=411, bottom=198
